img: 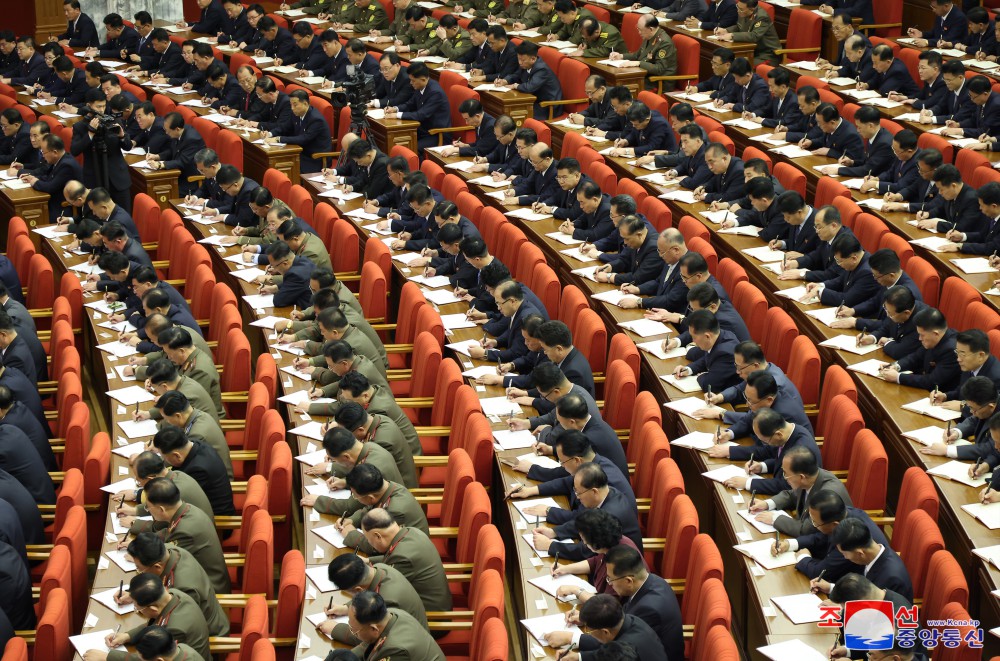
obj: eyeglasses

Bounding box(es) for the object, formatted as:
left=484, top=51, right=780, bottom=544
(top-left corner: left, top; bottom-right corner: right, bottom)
left=680, top=272, right=699, bottom=282
left=605, top=573, right=633, bottom=584
left=961, top=400, right=994, bottom=415
left=734, top=361, right=758, bottom=375
left=573, top=486, right=594, bottom=497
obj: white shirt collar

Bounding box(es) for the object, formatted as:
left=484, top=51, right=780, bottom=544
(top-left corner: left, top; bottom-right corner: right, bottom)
left=864, top=544, right=886, bottom=574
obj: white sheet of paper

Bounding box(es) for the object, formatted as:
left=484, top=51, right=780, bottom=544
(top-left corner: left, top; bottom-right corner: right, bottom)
left=312, top=523, right=348, bottom=548
left=738, top=508, right=777, bottom=534
left=637, top=340, right=686, bottom=360
left=105, top=549, right=138, bottom=572
left=660, top=373, right=703, bottom=393
left=294, top=448, right=328, bottom=467
left=96, top=340, right=140, bottom=358
left=804, top=307, right=841, bottom=326
left=106, top=385, right=155, bottom=406
left=242, top=294, right=275, bottom=308
left=847, top=358, right=890, bottom=378
left=734, top=538, right=799, bottom=570
left=111, top=440, right=146, bottom=459
left=421, top=288, right=463, bottom=306
left=671, top=431, right=725, bottom=451
left=900, top=399, right=963, bottom=421
left=951, top=257, right=998, bottom=274
left=618, top=319, right=671, bottom=337
left=817, top=335, right=882, bottom=355
left=506, top=208, right=553, bottom=222
left=902, top=426, right=948, bottom=447
left=927, top=460, right=987, bottom=488
left=480, top=396, right=522, bottom=417
left=560, top=247, right=598, bottom=263
left=117, top=418, right=159, bottom=439
left=305, top=565, right=339, bottom=593
left=757, top=638, right=829, bottom=661
left=742, top=246, right=786, bottom=262
left=512, top=497, right=561, bottom=522
left=440, top=313, right=476, bottom=330
left=664, top=397, right=725, bottom=420
left=100, top=477, right=138, bottom=494
left=658, top=189, right=698, bottom=204
left=775, top=285, right=819, bottom=305
left=289, top=422, right=327, bottom=442
left=407, top=274, right=452, bottom=288
left=520, top=613, right=581, bottom=644
left=90, top=586, right=135, bottom=615
left=492, top=429, right=536, bottom=450
left=702, top=463, right=748, bottom=484
left=69, top=630, right=128, bottom=657
left=961, top=503, right=1000, bottom=530
left=528, top=573, right=597, bottom=598
left=909, top=236, right=953, bottom=252
left=445, top=339, right=480, bottom=357
left=278, top=390, right=334, bottom=406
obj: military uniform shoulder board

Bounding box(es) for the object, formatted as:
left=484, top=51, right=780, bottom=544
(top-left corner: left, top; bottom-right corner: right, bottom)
left=428, top=21, right=436, bottom=28
left=600, top=32, right=608, bottom=38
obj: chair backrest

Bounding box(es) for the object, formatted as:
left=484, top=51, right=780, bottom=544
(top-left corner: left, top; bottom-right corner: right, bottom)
left=678, top=215, right=710, bottom=243
left=627, top=391, right=662, bottom=463
left=831, top=195, right=861, bottom=230
left=389, top=144, right=419, bottom=172
left=659, top=494, right=698, bottom=580
left=868, top=0, right=902, bottom=36
left=616, top=177, right=648, bottom=208
left=687, top=235, right=717, bottom=273
left=475, top=618, right=509, bottom=661
left=238, top=593, right=271, bottom=661
left=688, top=578, right=732, bottom=661
left=55, top=506, right=87, bottom=631
left=608, top=333, right=640, bottom=383
left=939, top=277, right=980, bottom=330
left=921, top=550, right=968, bottom=623
left=701, top=625, right=741, bottom=661
left=845, top=429, right=888, bottom=512
left=815, top=177, right=851, bottom=207
left=854, top=213, right=889, bottom=254
left=761, top=307, right=797, bottom=372
left=673, top=34, right=700, bottom=82
left=586, top=161, right=616, bottom=193
left=893, top=466, right=939, bottom=543
left=523, top=117, right=551, bottom=146
left=733, top=281, right=767, bottom=344
left=895, top=509, right=943, bottom=599
left=741, top=145, right=772, bottom=170
left=917, top=131, right=953, bottom=164
left=932, top=602, right=981, bottom=661
left=786, top=335, right=820, bottom=409
left=630, top=421, right=670, bottom=502
left=715, top=258, right=747, bottom=295
left=681, top=534, right=725, bottom=625
left=639, top=196, right=672, bottom=232
left=620, top=12, right=642, bottom=51
left=262, top=168, right=291, bottom=201
left=34, top=587, right=71, bottom=661
left=529, top=262, right=560, bottom=320
left=906, top=255, right=939, bottom=308
left=774, top=162, right=806, bottom=197
left=573, top=308, right=607, bottom=375
left=819, top=394, right=864, bottom=471
left=1, top=637, right=27, bottom=661
left=638, top=90, right=669, bottom=120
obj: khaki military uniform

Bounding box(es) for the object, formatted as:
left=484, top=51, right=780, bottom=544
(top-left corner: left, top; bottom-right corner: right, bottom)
left=108, top=589, right=212, bottom=661
left=136, top=327, right=214, bottom=382
left=160, top=545, right=230, bottom=637
left=315, top=442, right=405, bottom=500
left=180, top=348, right=224, bottom=420
left=357, top=609, right=445, bottom=661
left=728, top=5, right=780, bottom=65
left=535, top=8, right=563, bottom=34
left=331, top=564, right=428, bottom=644
left=467, top=0, right=504, bottom=18
left=131, top=503, right=232, bottom=595
left=368, top=528, right=452, bottom=612
left=135, top=469, right=214, bottom=520
left=431, top=29, right=473, bottom=59
left=235, top=215, right=273, bottom=245
left=401, top=20, right=442, bottom=52
left=313, top=354, right=389, bottom=399
left=328, top=0, right=356, bottom=18
left=558, top=8, right=596, bottom=43
left=309, top=384, right=421, bottom=456
left=293, top=303, right=386, bottom=368
left=291, top=0, right=334, bottom=15
left=499, top=0, right=542, bottom=26
left=362, top=412, right=418, bottom=488
left=305, top=324, right=388, bottom=375
left=344, top=1, right=389, bottom=31
left=147, top=375, right=219, bottom=424
left=580, top=22, right=626, bottom=58
left=625, top=27, right=678, bottom=90
left=272, top=233, right=332, bottom=284
left=386, top=2, right=415, bottom=40
left=157, top=409, right=233, bottom=478
left=331, top=480, right=428, bottom=553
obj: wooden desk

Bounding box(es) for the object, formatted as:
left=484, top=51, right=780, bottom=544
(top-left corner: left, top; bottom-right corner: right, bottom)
left=0, top=185, right=50, bottom=240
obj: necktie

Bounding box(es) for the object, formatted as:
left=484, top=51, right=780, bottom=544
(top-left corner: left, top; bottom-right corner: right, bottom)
left=138, top=36, right=146, bottom=51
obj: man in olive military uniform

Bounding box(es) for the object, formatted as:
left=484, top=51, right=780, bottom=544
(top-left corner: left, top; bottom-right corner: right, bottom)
left=282, top=0, right=333, bottom=16
left=716, top=0, right=780, bottom=66
left=270, top=217, right=331, bottom=284
left=125, top=533, right=230, bottom=638
left=320, top=0, right=355, bottom=21
left=373, top=0, right=414, bottom=42
left=546, top=0, right=595, bottom=43
left=349, top=592, right=445, bottom=661
left=124, top=478, right=232, bottom=595
left=128, top=316, right=213, bottom=382
left=396, top=7, right=441, bottom=53
left=496, top=0, right=543, bottom=28
left=534, top=0, right=563, bottom=34
left=336, top=401, right=418, bottom=489
left=157, top=391, right=232, bottom=479
left=298, top=308, right=388, bottom=375
left=160, top=328, right=224, bottom=420
left=306, top=464, right=428, bottom=554
left=616, top=14, right=679, bottom=90
left=141, top=359, right=219, bottom=424
left=362, top=509, right=453, bottom=613
left=304, top=426, right=406, bottom=494
left=421, top=16, right=472, bottom=59
left=116, top=452, right=215, bottom=520
left=321, top=554, right=428, bottom=645
left=572, top=17, right=626, bottom=58
left=104, top=574, right=212, bottom=661
left=307, top=341, right=389, bottom=399
left=284, top=290, right=385, bottom=367
left=339, top=0, right=389, bottom=33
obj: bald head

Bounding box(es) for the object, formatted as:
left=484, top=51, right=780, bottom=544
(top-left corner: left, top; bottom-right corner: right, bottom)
left=64, top=180, right=88, bottom=206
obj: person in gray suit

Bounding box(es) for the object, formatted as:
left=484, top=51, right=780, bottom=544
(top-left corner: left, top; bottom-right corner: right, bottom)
left=748, top=446, right=852, bottom=536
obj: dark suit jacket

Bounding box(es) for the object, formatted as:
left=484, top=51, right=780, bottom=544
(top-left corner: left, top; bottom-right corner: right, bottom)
left=877, top=150, right=922, bottom=199
left=1, top=335, right=35, bottom=386
left=838, top=126, right=893, bottom=177
left=485, top=301, right=542, bottom=363
left=572, top=196, right=615, bottom=243
left=550, top=487, right=642, bottom=561
left=9, top=54, right=48, bottom=87
left=580, top=615, right=667, bottom=661
left=550, top=175, right=594, bottom=220
left=910, top=75, right=948, bottom=111
left=783, top=207, right=819, bottom=254
left=935, top=184, right=984, bottom=236
left=639, top=261, right=686, bottom=312
left=152, top=43, right=188, bottom=79
left=353, top=152, right=393, bottom=200
left=59, top=12, right=99, bottom=47
left=726, top=386, right=813, bottom=449
left=819, top=253, right=881, bottom=309
left=687, top=328, right=741, bottom=393
left=0, top=401, right=52, bottom=474
left=0, top=541, right=32, bottom=630
left=218, top=8, right=253, bottom=45
left=703, top=156, right=745, bottom=204
left=761, top=88, right=804, bottom=129
left=0, top=426, right=54, bottom=504
left=224, top=177, right=262, bottom=227
left=0, top=124, right=33, bottom=167
left=177, top=440, right=236, bottom=516
left=0, top=470, right=42, bottom=545
left=697, top=72, right=736, bottom=99
left=458, top=113, right=498, bottom=158
left=897, top=327, right=960, bottom=392
left=486, top=139, right=521, bottom=175
left=962, top=93, right=1000, bottom=141
left=375, top=67, right=413, bottom=108
left=0, top=500, right=26, bottom=570
left=484, top=42, right=519, bottom=82
left=868, top=58, right=919, bottom=97
left=513, top=59, right=562, bottom=120
left=874, top=300, right=925, bottom=360
left=255, top=92, right=295, bottom=135
left=769, top=469, right=853, bottom=536
left=799, top=225, right=853, bottom=282
left=459, top=41, right=491, bottom=71
left=795, top=508, right=889, bottom=581
left=318, top=46, right=351, bottom=81
left=261, top=27, right=297, bottom=62
left=279, top=107, right=332, bottom=173
left=677, top=143, right=713, bottom=190
left=534, top=454, right=634, bottom=508
left=854, top=271, right=922, bottom=325
left=866, top=545, right=914, bottom=602
left=819, top=119, right=865, bottom=162
left=163, top=126, right=207, bottom=193
left=609, top=230, right=661, bottom=286
left=728, top=74, right=770, bottom=116
left=946, top=355, right=1000, bottom=402
left=924, top=5, right=967, bottom=44
left=190, top=1, right=227, bottom=34
left=931, top=81, right=975, bottom=124
left=207, top=76, right=244, bottom=111
left=698, top=0, right=737, bottom=30
left=747, top=424, right=821, bottom=495
left=398, top=80, right=450, bottom=139
left=554, top=347, right=597, bottom=402
left=136, top=117, right=171, bottom=154
left=622, top=110, right=676, bottom=156
left=55, top=69, right=89, bottom=106
left=515, top=164, right=559, bottom=206
left=274, top=255, right=315, bottom=308
left=622, top=575, right=683, bottom=661
left=99, top=24, right=140, bottom=58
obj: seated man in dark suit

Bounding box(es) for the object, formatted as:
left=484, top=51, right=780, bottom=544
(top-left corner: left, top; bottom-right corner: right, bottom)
left=139, top=29, right=188, bottom=80
left=722, top=407, right=821, bottom=495
left=145, top=112, right=206, bottom=195
left=437, top=99, right=496, bottom=159
left=287, top=21, right=327, bottom=70
left=890, top=50, right=948, bottom=110
left=551, top=594, right=667, bottom=661
left=720, top=57, right=770, bottom=116
left=202, top=64, right=242, bottom=111
left=607, top=101, right=675, bottom=157
left=152, top=424, right=235, bottom=518
left=858, top=130, right=922, bottom=199
left=266, top=89, right=331, bottom=174
left=506, top=142, right=559, bottom=206
left=0, top=110, right=33, bottom=167
left=817, top=516, right=914, bottom=601
left=880, top=306, right=960, bottom=392
left=467, top=280, right=541, bottom=363
left=497, top=41, right=562, bottom=121
left=20, top=133, right=82, bottom=221
left=384, top=62, right=449, bottom=152
left=801, top=102, right=865, bottom=164
left=87, top=186, right=140, bottom=241
left=831, top=248, right=922, bottom=331
left=132, top=102, right=170, bottom=154
left=926, top=376, right=999, bottom=467
left=99, top=220, right=153, bottom=268
left=671, top=308, right=741, bottom=393
left=770, top=191, right=819, bottom=257
left=817, top=105, right=894, bottom=179
left=343, top=139, right=392, bottom=200
left=802, top=234, right=881, bottom=310
left=0, top=37, right=47, bottom=87
left=0, top=310, right=36, bottom=386
left=779, top=205, right=851, bottom=283
left=239, top=76, right=294, bottom=135
left=95, top=12, right=139, bottom=59
left=907, top=0, right=967, bottom=47
left=593, top=216, right=661, bottom=289
left=219, top=65, right=266, bottom=118
left=912, top=164, right=985, bottom=238
left=619, top=228, right=688, bottom=314
left=859, top=44, right=920, bottom=97
left=696, top=143, right=744, bottom=205
left=56, top=0, right=99, bottom=48
left=40, top=56, right=88, bottom=107
left=257, top=241, right=314, bottom=309
left=664, top=282, right=750, bottom=355
left=745, top=67, right=804, bottom=130
left=686, top=46, right=736, bottom=99
left=370, top=52, right=413, bottom=109
left=664, top=124, right=712, bottom=190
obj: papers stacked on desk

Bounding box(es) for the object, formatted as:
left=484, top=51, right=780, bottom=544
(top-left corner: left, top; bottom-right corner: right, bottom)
left=100, top=477, right=138, bottom=494
left=130, top=160, right=155, bottom=170
left=596, top=58, right=641, bottom=68
left=473, top=84, right=509, bottom=92
left=294, top=448, right=327, bottom=467
left=671, top=431, right=736, bottom=452
left=445, top=339, right=480, bottom=356
left=770, top=593, right=825, bottom=624
left=618, top=318, right=671, bottom=337
left=951, top=257, right=998, bottom=274
left=544, top=231, right=582, bottom=246
left=741, top=245, right=785, bottom=263
left=468, top=174, right=513, bottom=188
left=365, top=108, right=386, bottom=119
left=521, top=533, right=571, bottom=558
left=164, top=86, right=195, bottom=95
left=702, top=463, right=748, bottom=484
left=408, top=274, right=451, bottom=288
left=841, top=88, right=881, bottom=100
left=421, top=288, right=462, bottom=306
left=932, top=47, right=966, bottom=57
left=506, top=208, right=552, bottom=221
left=542, top=40, right=575, bottom=49
left=626, top=159, right=659, bottom=171
left=521, top=613, right=581, bottom=643
left=179, top=99, right=211, bottom=107
left=970, top=60, right=1000, bottom=71
left=824, top=76, right=857, bottom=86
left=724, top=117, right=763, bottom=130
left=734, top=538, right=799, bottom=569
left=515, top=452, right=560, bottom=470
left=277, top=8, right=306, bottom=15
left=751, top=133, right=788, bottom=146
left=390, top=252, right=425, bottom=265
left=492, top=429, right=536, bottom=450
left=637, top=172, right=679, bottom=186
left=665, top=397, right=724, bottom=420
left=866, top=97, right=904, bottom=109
left=106, top=385, right=154, bottom=406
left=91, top=586, right=135, bottom=615
left=961, top=504, right=1000, bottom=531
left=591, top=289, right=630, bottom=307
left=857, top=198, right=886, bottom=210
left=445, top=160, right=478, bottom=171
left=909, top=236, right=952, bottom=252
left=265, top=64, right=298, bottom=74
left=512, top=497, right=560, bottom=522
left=818, top=334, right=881, bottom=355
left=847, top=358, right=889, bottom=378
left=298, top=76, right=326, bottom=86
left=306, top=611, right=347, bottom=634
left=305, top=565, right=339, bottom=593
left=410, top=55, right=448, bottom=63
left=117, top=418, right=158, bottom=439
left=279, top=390, right=334, bottom=406
left=700, top=209, right=731, bottom=224
left=775, top=285, right=819, bottom=305
left=718, top=225, right=761, bottom=237
left=771, top=144, right=813, bottom=158
left=804, top=307, right=842, bottom=326
left=785, top=59, right=821, bottom=70
left=672, top=91, right=712, bottom=103
left=312, top=524, right=348, bottom=548
left=658, top=189, right=697, bottom=204
left=757, top=639, right=829, bottom=661
left=462, top=365, right=512, bottom=379
left=660, top=373, right=703, bottom=393
left=928, top=461, right=989, bottom=488
left=70, top=631, right=128, bottom=657
left=571, top=265, right=601, bottom=281
left=230, top=266, right=267, bottom=283
left=901, top=398, right=962, bottom=422
left=529, top=573, right=597, bottom=598
left=950, top=137, right=981, bottom=148
left=637, top=340, right=686, bottom=360
left=289, top=422, right=326, bottom=442
left=479, top=396, right=522, bottom=418
left=440, top=313, right=476, bottom=330
left=560, top=247, right=597, bottom=263
left=973, top=543, right=1000, bottom=568
left=737, top=509, right=776, bottom=534
left=902, top=425, right=950, bottom=447
left=506, top=29, right=542, bottom=37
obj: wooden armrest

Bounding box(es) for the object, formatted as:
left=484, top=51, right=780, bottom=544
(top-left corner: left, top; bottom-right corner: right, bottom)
left=209, top=637, right=243, bottom=653
left=428, top=621, right=474, bottom=630
left=223, top=553, right=246, bottom=567
left=649, top=74, right=698, bottom=82
left=776, top=47, right=821, bottom=62
left=220, top=391, right=250, bottom=402
left=442, top=563, right=473, bottom=572
left=541, top=97, right=590, bottom=120
left=642, top=537, right=665, bottom=551
left=217, top=595, right=277, bottom=608
left=29, top=308, right=53, bottom=319
left=230, top=450, right=258, bottom=461
left=426, top=610, right=474, bottom=619
left=803, top=405, right=818, bottom=416
left=220, top=419, right=247, bottom=430
left=188, top=175, right=206, bottom=183
left=429, top=526, right=459, bottom=537
left=268, top=637, right=298, bottom=647
left=13, top=631, right=34, bottom=645
left=142, top=241, right=158, bottom=251
left=394, top=396, right=434, bottom=407
left=337, top=274, right=361, bottom=282
left=314, top=151, right=339, bottom=159
left=214, top=516, right=244, bottom=529
left=831, top=470, right=848, bottom=478
left=231, top=481, right=248, bottom=493
left=48, top=471, right=66, bottom=483
left=413, top=455, right=449, bottom=467
left=414, top=495, right=442, bottom=504
left=415, top=426, right=450, bottom=436
left=151, top=260, right=169, bottom=269
left=385, top=343, right=414, bottom=353
left=870, top=516, right=894, bottom=526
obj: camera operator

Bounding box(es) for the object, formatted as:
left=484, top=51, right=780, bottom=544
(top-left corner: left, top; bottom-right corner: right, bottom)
left=70, top=88, right=134, bottom=214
